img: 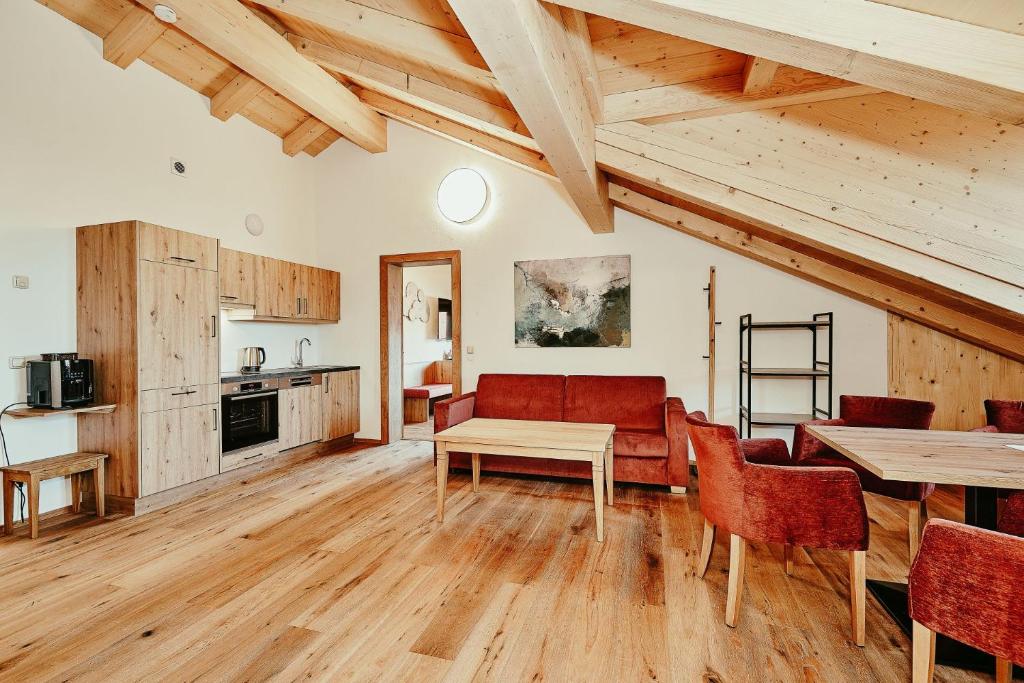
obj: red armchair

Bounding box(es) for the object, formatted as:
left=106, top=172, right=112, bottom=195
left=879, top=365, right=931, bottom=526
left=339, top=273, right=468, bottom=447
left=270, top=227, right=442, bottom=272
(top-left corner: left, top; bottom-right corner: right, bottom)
left=971, top=400, right=1024, bottom=535
left=909, top=519, right=1024, bottom=682
left=794, top=395, right=935, bottom=558
left=686, top=413, right=869, bottom=645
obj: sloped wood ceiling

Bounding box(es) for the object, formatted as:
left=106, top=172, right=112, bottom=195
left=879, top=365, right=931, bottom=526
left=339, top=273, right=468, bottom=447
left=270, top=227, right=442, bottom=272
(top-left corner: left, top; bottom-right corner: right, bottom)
left=33, top=0, right=1024, bottom=360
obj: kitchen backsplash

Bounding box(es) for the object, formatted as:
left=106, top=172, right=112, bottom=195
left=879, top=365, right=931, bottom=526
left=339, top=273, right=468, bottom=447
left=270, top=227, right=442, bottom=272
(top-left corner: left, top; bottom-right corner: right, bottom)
left=218, top=311, right=324, bottom=373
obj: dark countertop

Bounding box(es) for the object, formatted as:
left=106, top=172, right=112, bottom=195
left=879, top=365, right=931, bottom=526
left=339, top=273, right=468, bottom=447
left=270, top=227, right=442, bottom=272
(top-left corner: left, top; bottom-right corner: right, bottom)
left=220, top=365, right=359, bottom=383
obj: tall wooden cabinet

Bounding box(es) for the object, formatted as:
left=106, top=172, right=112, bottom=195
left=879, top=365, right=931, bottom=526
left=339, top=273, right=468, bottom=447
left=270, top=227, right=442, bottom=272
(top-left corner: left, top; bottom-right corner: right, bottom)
left=77, top=221, right=221, bottom=510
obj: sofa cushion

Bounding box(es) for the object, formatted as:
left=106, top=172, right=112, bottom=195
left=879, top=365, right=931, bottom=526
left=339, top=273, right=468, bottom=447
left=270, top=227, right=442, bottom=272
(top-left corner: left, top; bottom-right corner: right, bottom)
left=474, top=374, right=565, bottom=421
left=403, top=384, right=452, bottom=399
left=614, top=429, right=669, bottom=458
left=564, top=375, right=666, bottom=431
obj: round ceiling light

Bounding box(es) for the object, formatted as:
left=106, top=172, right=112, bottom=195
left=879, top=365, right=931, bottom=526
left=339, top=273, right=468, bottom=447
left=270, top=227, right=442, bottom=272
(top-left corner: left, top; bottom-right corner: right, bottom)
left=436, top=168, right=489, bottom=224
left=244, top=213, right=264, bottom=236
left=153, top=4, right=178, bottom=23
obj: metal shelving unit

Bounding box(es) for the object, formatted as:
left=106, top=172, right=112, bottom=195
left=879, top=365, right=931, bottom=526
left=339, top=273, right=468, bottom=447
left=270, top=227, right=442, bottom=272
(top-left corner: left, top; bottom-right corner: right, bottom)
left=738, top=312, right=833, bottom=437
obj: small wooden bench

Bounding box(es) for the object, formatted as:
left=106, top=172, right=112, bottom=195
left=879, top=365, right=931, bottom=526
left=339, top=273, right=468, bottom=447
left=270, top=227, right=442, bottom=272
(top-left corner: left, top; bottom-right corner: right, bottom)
left=2, top=452, right=107, bottom=539
left=403, top=384, right=453, bottom=423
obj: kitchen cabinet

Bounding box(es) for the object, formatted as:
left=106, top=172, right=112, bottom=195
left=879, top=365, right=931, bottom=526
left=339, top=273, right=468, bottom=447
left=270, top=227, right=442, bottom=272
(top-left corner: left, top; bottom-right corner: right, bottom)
left=138, top=261, right=219, bottom=391
left=322, top=370, right=359, bottom=441
left=254, top=256, right=298, bottom=318
left=279, top=376, right=323, bottom=451
left=229, top=254, right=339, bottom=323
left=219, top=248, right=255, bottom=307
left=138, top=222, right=217, bottom=271
left=303, top=267, right=340, bottom=321
left=139, top=403, right=220, bottom=496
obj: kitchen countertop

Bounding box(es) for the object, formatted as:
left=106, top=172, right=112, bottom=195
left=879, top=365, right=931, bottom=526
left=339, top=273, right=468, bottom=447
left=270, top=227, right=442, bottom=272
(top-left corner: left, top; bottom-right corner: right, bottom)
left=220, top=365, right=360, bottom=383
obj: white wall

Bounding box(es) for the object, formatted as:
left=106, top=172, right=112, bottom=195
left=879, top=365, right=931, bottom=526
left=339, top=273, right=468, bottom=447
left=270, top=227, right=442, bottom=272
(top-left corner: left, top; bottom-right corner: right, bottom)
left=0, top=2, right=325, bottom=517
left=315, top=122, right=888, bottom=441
left=402, top=264, right=452, bottom=387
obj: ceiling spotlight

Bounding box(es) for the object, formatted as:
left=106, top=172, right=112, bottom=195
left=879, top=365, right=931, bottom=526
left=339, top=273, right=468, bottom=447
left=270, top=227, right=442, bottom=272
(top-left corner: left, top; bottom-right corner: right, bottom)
left=153, top=4, right=178, bottom=23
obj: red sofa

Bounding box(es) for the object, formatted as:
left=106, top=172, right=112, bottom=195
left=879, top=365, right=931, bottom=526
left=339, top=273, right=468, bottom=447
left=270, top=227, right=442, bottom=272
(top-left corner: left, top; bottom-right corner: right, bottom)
left=434, top=374, right=689, bottom=490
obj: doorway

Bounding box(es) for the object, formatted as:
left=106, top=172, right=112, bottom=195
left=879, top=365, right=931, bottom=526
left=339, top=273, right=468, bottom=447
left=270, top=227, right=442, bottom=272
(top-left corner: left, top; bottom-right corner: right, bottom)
left=379, top=250, right=462, bottom=444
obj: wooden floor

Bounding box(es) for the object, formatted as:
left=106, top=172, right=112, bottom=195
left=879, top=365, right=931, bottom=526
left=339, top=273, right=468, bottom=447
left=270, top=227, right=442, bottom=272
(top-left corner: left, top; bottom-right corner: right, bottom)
left=0, top=440, right=987, bottom=682
left=403, top=415, right=435, bottom=441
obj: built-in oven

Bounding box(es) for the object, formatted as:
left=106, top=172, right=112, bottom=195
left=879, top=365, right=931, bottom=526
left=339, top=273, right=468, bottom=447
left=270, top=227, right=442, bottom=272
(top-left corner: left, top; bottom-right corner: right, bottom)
left=221, top=378, right=279, bottom=453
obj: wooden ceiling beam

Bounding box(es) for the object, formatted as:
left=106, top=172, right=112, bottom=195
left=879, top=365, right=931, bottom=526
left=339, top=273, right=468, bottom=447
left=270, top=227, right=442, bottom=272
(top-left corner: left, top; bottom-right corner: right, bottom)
left=604, top=66, right=879, bottom=123
left=449, top=0, right=614, bottom=233
left=558, top=7, right=604, bottom=122
left=549, top=0, right=1024, bottom=123
left=283, top=116, right=331, bottom=155
left=103, top=5, right=166, bottom=68
left=133, top=0, right=387, bottom=152
left=210, top=72, right=265, bottom=121
left=609, top=182, right=1024, bottom=361
left=741, top=56, right=778, bottom=94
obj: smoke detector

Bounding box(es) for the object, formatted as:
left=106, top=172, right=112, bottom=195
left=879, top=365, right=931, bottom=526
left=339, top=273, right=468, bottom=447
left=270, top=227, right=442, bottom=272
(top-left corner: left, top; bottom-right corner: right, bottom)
left=153, top=4, right=178, bottom=23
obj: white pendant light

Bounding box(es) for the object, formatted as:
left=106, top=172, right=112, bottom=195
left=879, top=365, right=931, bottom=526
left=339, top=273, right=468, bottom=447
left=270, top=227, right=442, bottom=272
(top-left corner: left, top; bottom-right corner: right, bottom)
left=436, top=168, right=489, bottom=224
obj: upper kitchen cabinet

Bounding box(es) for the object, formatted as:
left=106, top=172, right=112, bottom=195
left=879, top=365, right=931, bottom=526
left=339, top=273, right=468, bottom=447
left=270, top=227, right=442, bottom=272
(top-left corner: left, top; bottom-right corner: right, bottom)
left=219, top=247, right=255, bottom=308
left=138, top=222, right=217, bottom=271
left=227, top=253, right=340, bottom=324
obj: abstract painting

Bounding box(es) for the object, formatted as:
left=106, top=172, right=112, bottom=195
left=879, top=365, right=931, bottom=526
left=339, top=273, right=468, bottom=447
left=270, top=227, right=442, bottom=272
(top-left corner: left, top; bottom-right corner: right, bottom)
left=514, top=255, right=631, bottom=347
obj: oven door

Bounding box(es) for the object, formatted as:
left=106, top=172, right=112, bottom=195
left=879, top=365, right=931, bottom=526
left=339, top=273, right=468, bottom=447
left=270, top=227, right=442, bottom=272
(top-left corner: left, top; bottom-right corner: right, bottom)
left=221, top=390, right=279, bottom=453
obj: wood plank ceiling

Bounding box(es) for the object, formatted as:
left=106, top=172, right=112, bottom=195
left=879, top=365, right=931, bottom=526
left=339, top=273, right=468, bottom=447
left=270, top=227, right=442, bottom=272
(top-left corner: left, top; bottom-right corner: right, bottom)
left=34, top=0, right=1024, bottom=360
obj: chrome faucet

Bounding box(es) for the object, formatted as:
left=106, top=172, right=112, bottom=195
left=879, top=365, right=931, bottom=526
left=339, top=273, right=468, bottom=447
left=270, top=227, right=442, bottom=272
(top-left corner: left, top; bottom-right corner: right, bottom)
left=295, top=337, right=311, bottom=367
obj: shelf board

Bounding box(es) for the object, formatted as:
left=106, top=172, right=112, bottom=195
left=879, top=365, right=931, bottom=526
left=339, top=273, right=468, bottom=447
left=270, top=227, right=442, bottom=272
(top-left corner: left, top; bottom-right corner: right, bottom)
left=742, top=320, right=831, bottom=330
left=6, top=404, right=116, bottom=419
left=740, top=365, right=829, bottom=377
left=740, top=409, right=814, bottom=425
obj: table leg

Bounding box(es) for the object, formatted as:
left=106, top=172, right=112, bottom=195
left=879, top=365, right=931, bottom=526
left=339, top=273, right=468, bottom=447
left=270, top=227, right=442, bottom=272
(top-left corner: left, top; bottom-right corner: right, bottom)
left=27, top=476, right=40, bottom=540
left=604, top=442, right=614, bottom=506
left=71, top=473, right=81, bottom=514
left=592, top=456, right=604, bottom=543
left=964, top=486, right=998, bottom=529
left=2, top=474, right=13, bottom=536
left=94, top=460, right=105, bottom=518
left=436, top=443, right=449, bottom=522
left=471, top=453, right=480, bottom=493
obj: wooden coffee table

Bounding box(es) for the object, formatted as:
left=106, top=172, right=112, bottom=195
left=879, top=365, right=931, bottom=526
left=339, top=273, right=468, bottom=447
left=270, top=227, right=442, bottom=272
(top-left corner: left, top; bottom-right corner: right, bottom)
left=433, top=418, right=615, bottom=541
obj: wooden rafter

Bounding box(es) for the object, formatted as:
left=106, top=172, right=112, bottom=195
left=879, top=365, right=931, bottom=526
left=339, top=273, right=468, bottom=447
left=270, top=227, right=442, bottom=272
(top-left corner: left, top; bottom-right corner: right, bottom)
left=134, top=0, right=387, bottom=152
left=449, top=0, right=614, bottom=233
left=558, top=7, right=604, bottom=122
left=283, top=116, right=330, bottom=155
left=741, top=56, right=778, bottom=94
left=210, top=72, right=265, bottom=121
left=103, top=4, right=166, bottom=68
left=549, top=0, right=1024, bottom=124
left=603, top=66, right=878, bottom=123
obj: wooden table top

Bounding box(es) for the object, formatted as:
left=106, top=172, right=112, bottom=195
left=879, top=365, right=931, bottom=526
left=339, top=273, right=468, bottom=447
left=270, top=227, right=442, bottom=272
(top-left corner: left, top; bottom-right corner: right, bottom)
left=805, top=426, right=1024, bottom=489
left=434, top=418, right=615, bottom=453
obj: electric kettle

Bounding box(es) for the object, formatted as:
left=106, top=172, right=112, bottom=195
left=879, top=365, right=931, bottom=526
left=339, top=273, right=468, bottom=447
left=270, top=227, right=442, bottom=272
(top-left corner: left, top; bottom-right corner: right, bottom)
left=240, top=347, right=267, bottom=373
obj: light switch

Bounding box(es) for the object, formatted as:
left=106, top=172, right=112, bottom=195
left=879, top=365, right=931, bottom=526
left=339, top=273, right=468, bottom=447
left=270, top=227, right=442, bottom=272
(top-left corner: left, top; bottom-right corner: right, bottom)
left=466, top=346, right=474, bottom=354
left=9, top=356, right=26, bottom=369
left=12, top=275, right=29, bottom=289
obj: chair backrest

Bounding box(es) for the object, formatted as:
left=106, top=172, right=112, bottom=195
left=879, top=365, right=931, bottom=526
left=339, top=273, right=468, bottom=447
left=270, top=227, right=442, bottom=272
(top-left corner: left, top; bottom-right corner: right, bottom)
left=909, top=519, right=1024, bottom=665
left=685, top=413, right=745, bottom=533
left=985, top=399, right=1024, bottom=433
left=840, top=395, right=935, bottom=429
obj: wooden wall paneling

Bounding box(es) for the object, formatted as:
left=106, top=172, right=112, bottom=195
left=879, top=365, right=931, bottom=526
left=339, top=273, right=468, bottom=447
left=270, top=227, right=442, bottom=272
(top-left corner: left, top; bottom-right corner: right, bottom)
left=218, top=247, right=256, bottom=307
left=133, top=0, right=387, bottom=153
left=888, top=315, right=1024, bottom=430
left=137, top=261, right=220, bottom=390
left=449, top=0, right=614, bottom=233
left=607, top=182, right=1024, bottom=362
left=76, top=221, right=140, bottom=499
left=102, top=4, right=166, bottom=69
left=210, top=72, right=266, bottom=121
left=139, top=403, right=220, bottom=496
left=547, top=0, right=1024, bottom=124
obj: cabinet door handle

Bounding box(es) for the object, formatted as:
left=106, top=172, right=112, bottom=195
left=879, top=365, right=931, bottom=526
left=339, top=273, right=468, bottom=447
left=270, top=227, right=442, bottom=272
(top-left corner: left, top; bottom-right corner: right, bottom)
left=212, top=314, right=217, bottom=338
left=212, top=407, right=218, bottom=431
left=169, top=256, right=196, bottom=263
left=243, top=452, right=262, bottom=460
left=221, top=295, right=238, bottom=300
left=325, top=373, right=329, bottom=393
left=170, top=389, right=196, bottom=396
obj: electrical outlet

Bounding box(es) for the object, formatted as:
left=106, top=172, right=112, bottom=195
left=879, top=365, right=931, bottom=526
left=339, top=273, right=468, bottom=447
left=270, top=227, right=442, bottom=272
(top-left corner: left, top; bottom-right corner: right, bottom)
left=9, top=356, right=26, bottom=369
left=11, top=275, right=29, bottom=289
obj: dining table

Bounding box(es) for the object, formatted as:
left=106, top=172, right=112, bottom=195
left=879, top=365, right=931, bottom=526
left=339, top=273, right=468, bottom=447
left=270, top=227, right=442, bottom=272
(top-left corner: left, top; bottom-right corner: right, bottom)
left=805, top=425, right=1024, bottom=674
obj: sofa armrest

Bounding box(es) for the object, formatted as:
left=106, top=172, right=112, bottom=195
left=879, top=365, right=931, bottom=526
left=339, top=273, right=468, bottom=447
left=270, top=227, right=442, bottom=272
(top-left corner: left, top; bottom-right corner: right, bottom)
left=792, top=418, right=846, bottom=462
left=665, top=397, right=689, bottom=488
left=740, top=438, right=791, bottom=466
left=435, top=392, right=476, bottom=433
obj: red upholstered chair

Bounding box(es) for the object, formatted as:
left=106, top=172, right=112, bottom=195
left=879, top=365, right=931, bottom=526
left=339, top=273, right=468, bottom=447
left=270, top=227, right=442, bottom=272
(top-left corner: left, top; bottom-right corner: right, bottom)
left=793, top=395, right=935, bottom=558
left=909, top=519, right=1024, bottom=682
left=688, top=411, right=792, bottom=466
left=686, top=414, right=869, bottom=645
left=970, top=400, right=1024, bottom=535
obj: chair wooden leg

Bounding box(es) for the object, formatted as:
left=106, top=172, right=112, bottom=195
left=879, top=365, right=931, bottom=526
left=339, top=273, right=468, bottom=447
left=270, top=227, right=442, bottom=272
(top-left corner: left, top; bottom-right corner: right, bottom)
left=784, top=544, right=794, bottom=575
left=996, top=658, right=1013, bottom=683
left=912, top=620, right=935, bottom=683
left=850, top=550, right=866, bottom=646
left=725, top=534, right=746, bottom=628
left=697, top=519, right=715, bottom=578
left=908, top=500, right=927, bottom=560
